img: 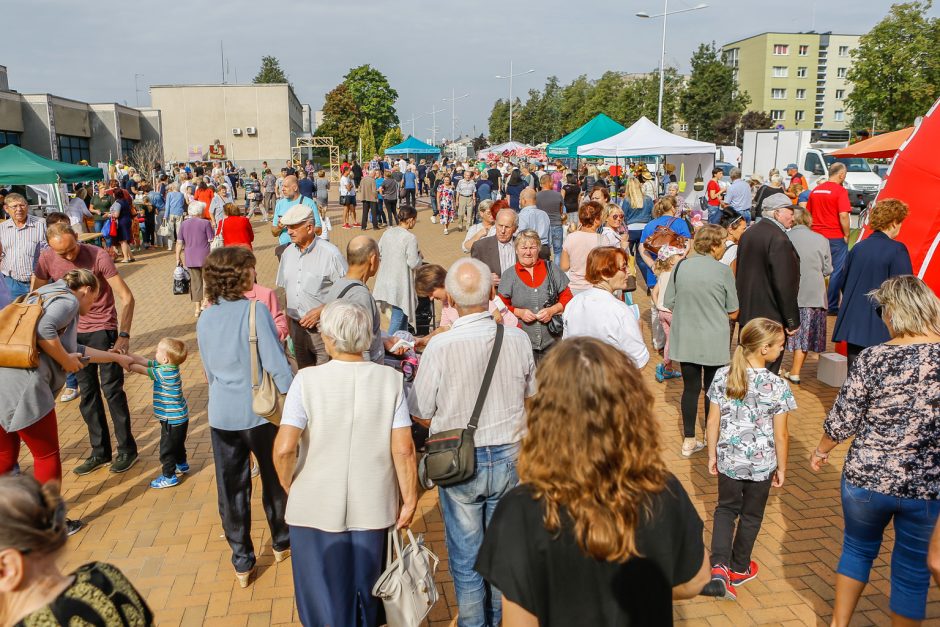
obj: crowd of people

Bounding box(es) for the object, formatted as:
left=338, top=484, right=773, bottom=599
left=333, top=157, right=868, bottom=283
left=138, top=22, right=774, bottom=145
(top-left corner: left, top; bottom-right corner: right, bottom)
left=0, top=148, right=938, bottom=627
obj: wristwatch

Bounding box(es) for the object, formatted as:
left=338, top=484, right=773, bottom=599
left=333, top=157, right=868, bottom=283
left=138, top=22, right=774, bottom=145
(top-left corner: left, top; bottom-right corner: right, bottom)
left=118, top=331, right=130, bottom=339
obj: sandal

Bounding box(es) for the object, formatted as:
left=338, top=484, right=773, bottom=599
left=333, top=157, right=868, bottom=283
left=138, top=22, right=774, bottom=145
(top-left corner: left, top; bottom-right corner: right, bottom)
left=786, top=374, right=801, bottom=384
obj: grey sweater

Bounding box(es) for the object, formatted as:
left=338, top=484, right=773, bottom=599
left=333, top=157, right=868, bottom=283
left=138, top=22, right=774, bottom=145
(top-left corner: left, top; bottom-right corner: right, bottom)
left=499, top=261, right=569, bottom=351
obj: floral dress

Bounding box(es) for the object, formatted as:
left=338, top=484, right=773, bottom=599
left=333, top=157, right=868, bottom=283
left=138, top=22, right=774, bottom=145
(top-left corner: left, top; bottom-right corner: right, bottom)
left=438, top=186, right=455, bottom=225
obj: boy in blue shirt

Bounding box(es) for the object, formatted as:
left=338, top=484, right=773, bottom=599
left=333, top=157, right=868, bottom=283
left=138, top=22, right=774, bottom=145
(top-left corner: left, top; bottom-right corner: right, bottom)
left=124, top=338, right=190, bottom=488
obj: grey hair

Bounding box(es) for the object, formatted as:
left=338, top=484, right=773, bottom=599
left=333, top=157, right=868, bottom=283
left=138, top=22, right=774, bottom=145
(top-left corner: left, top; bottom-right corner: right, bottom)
left=666, top=182, right=679, bottom=193
left=770, top=173, right=784, bottom=186
left=187, top=201, right=206, bottom=217
left=730, top=167, right=742, bottom=180
left=478, top=199, right=495, bottom=219
left=320, top=301, right=372, bottom=355
left=167, top=182, right=179, bottom=192
left=495, top=207, right=518, bottom=226
left=445, top=258, right=492, bottom=309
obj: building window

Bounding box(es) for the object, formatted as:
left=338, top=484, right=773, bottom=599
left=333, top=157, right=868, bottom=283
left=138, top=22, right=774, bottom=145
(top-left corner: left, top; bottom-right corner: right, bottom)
left=799, top=44, right=809, bottom=56
left=771, top=110, right=786, bottom=121
left=837, top=67, right=847, bottom=78
left=57, top=135, right=90, bottom=164
left=0, top=130, right=22, bottom=148
left=834, top=110, right=845, bottom=121
left=772, top=66, right=789, bottom=78
left=771, top=88, right=787, bottom=99
left=835, top=89, right=845, bottom=99
left=773, top=44, right=789, bottom=55
left=679, top=123, right=689, bottom=132
left=796, top=89, right=807, bottom=99
left=797, top=66, right=807, bottom=78
left=795, top=110, right=805, bottom=122
left=838, top=45, right=849, bottom=56
left=120, top=137, right=138, bottom=158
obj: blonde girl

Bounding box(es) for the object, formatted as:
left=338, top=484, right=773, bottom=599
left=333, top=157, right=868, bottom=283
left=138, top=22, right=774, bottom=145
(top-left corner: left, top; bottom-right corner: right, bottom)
left=651, top=247, right=684, bottom=382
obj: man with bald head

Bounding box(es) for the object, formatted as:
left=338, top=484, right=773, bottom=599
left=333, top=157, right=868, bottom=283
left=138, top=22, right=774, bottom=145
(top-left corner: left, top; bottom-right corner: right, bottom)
left=517, top=187, right=551, bottom=260
left=408, top=256, right=535, bottom=626
left=323, top=235, right=386, bottom=364
left=271, top=174, right=322, bottom=256
left=471, top=208, right=518, bottom=286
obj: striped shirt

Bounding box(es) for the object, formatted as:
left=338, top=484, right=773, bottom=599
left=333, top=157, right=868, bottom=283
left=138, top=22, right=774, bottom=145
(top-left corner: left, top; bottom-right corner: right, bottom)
left=0, top=215, right=46, bottom=282
left=408, top=312, right=536, bottom=447
left=147, top=361, right=189, bottom=424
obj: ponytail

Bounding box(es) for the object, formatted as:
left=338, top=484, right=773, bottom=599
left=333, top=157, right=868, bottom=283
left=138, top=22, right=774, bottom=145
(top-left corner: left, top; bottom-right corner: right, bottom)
left=727, top=317, right=786, bottom=401
left=726, top=345, right=750, bottom=401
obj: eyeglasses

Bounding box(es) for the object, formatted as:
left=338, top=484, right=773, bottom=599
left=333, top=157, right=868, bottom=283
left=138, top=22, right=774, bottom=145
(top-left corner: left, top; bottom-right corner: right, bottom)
left=729, top=216, right=744, bottom=228
left=611, top=215, right=624, bottom=220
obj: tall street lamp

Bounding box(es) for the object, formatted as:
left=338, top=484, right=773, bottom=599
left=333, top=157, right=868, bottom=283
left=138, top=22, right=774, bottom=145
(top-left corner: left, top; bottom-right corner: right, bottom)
left=405, top=112, right=425, bottom=137
left=427, top=104, right=446, bottom=146
left=636, top=2, right=708, bottom=129
left=442, top=89, right=470, bottom=143
left=495, top=61, right=534, bottom=143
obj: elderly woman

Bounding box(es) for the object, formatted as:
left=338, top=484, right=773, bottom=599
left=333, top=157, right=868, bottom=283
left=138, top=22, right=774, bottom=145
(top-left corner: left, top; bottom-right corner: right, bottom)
left=563, top=247, right=648, bottom=368
left=499, top=229, right=573, bottom=363
left=782, top=208, right=833, bottom=383
left=463, top=198, right=498, bottom=253
left=476, top=337, right=710, bottom=625
left=664, top=224, right=739, bottom=457
left=273, top=301, right=417, bottom=627
left=561, top=200, right=605, bottom=295
left=197, top=246, right=294, bottom=588
left=65, top=187, right=92, bottom=233
left=0, top=476, right=154, bottom=625
left=753, top=172, right=788, bottom=220
left=373, top=205, right=423, bottom=334
left=832, top=199, right=913, bottom=371
left=811, top=275, right=940, bottom=626
left=176, top=201, right=215, bottom=318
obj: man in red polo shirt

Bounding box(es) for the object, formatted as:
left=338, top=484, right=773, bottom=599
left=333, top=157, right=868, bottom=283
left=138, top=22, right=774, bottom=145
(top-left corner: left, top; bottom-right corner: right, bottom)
left=807, top=162, right=851, bottom=313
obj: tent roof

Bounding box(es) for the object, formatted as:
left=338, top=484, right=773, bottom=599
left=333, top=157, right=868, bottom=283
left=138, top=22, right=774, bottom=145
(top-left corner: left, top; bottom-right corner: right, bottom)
left=577, top=116, right=716, bottom=157
left=546, top=114, right=626, bottom=158
left=831, top=127, right=914, bottom=159
left=385, top=135, right=441, bottom=155
left=0, top=145, right=105, bottom=185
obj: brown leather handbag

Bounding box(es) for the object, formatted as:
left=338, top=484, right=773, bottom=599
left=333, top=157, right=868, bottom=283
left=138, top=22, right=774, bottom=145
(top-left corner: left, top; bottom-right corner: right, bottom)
left=0, top=291, right=65, bottom=368
left=642, top=217, right=688, bottom=256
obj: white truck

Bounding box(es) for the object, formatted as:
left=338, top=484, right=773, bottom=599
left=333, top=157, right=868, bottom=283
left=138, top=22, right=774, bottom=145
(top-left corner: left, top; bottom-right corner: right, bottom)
left=741, top=129, right=882, bottom=210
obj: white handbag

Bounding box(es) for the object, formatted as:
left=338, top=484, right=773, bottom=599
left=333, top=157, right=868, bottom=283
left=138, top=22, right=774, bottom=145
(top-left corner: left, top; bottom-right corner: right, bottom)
left=210, top=218, right=225, bottom=251
left=372, top=529, right=439, bottom=627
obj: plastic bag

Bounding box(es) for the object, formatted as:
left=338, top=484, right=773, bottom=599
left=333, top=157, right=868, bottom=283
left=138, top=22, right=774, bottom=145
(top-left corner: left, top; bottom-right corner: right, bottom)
left=173, top=264, right=190, bottom=296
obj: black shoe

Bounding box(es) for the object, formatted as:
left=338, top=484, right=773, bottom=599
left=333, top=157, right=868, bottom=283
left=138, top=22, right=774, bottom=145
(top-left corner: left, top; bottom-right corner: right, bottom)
left=110, top=452, right=139, bottom=474
left=66, top=518, right=86, bottom=536
left=73, top=456, right=111, bottom=476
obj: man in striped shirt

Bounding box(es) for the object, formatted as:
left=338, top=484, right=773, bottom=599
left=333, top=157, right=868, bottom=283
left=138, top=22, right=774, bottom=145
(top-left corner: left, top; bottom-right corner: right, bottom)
left=0, top=193, right=46, bottom=298
left=122, top=337, right=190, bottom=489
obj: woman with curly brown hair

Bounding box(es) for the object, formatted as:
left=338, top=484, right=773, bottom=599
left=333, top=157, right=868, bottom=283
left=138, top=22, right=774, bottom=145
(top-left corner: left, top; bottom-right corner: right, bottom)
left=196, top=246, right=294, bottom=588
left=476, top=337, right=710, bottom=626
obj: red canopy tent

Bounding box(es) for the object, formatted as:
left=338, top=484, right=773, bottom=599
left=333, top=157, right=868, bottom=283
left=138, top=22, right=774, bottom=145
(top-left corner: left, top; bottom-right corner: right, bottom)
left=831, top=126, right=914, bottom=159
left=861, top=98, right=940, bottom=293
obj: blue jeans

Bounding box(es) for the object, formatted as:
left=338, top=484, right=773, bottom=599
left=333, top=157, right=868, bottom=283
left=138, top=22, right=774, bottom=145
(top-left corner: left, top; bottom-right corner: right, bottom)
left=438, top=443, right=520, bottom=627
left=388, top=306, right=409, bottom=334
left=550, top=225, right=564, bottom=264
left=3, top=275, right=30, bottom=299
left=65, top=373, right=78, bottom=390
left=838, top=478, right=940, bottom=620
left=827, top=237, right=849, bottom=312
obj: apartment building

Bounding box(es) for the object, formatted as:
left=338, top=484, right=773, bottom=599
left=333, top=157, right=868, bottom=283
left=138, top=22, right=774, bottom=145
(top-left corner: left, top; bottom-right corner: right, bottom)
left=722, top=31, right=860, bottom=130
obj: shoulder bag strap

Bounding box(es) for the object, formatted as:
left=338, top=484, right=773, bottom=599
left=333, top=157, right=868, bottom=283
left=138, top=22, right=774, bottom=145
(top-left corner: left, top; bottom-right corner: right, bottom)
left=248, top=300, right=261, bottom=389
left=337, top=281, right=362, bottom=299
left=467, top=323, right=504, bottom=433
left=544, top=260, right=558, bottom=304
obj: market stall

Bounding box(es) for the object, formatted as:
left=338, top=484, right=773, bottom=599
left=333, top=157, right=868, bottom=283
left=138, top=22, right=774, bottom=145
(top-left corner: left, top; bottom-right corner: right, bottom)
left=0, top=145, right=104, bottom=211
left=384, top=135, right=441, bottom=158
left=546, top=114, right=625, bottom=159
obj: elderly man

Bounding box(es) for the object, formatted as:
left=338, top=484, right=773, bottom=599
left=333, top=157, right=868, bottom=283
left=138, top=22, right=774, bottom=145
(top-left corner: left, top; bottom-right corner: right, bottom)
left=517, top=188, right=551, bottom=260
left=724, top=167, right=752, bottom=223
left=735, top=203, right=801, bottom=374
left=357, top=170, right=379, bottom=231
left=33, top=222, right=139, bottom=475
left=807, top=162, right=851, bottom=313
left=271, top=175, right=322, bottom=257
left=276, top=204, right=347, bottom=369
left=455, top=170, right=477, bottom=232
left=0, top=193, right=46, bottom=299
left=409, top=257, right=536, bottom=627
left=471, top=208, right=518, bottom=287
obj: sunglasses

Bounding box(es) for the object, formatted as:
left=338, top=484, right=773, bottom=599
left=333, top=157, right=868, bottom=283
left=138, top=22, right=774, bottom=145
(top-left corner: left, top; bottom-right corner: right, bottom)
left=875, top=305, right=884, bottom=318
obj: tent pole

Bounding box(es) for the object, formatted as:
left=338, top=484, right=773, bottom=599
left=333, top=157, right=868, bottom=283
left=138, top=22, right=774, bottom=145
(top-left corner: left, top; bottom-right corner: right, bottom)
left=53, top=175, right=65, bottom=212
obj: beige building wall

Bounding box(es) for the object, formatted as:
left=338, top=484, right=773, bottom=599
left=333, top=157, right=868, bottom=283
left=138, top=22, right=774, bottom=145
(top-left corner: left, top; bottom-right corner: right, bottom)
left=50, top=97, right=91, bottom=137
left=0, top=91, right=24, bottom=133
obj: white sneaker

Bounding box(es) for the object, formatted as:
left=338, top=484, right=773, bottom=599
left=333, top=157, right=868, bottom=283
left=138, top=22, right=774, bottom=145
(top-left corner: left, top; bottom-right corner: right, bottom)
left=681, top=438, right=706, bottom=457
left=430, top=215, right=437, bottom=224
left=443, top=228, right=449, bottom=235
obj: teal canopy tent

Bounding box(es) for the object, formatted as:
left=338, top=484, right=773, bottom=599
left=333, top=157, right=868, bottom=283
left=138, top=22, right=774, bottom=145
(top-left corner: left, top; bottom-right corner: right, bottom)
left=384, top=135, right=441, bottom=155
left=546, top=114, right=626, bottom=159
left=0, top=145, right=105, bottom=210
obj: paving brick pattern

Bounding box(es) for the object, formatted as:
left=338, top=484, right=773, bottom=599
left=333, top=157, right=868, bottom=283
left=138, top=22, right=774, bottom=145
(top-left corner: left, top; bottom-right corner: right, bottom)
left=35, top=195, right=939, bottom=626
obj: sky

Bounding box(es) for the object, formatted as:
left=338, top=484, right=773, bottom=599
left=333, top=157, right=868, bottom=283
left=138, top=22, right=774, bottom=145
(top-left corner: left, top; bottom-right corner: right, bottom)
left=3, top=0, right=935, bottom=143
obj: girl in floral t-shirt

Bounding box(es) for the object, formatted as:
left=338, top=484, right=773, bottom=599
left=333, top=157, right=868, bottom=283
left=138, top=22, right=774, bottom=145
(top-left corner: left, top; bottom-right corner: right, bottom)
left=705, top=317, right=795, bottom=600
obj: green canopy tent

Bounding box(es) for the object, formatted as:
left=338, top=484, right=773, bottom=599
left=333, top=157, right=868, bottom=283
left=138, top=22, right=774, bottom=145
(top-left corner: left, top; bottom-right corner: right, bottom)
left=546, top=114, right=626, bottom=159
left=384, top=135, right=441, bottom=156
left=0, top=145, right=105, bottom=210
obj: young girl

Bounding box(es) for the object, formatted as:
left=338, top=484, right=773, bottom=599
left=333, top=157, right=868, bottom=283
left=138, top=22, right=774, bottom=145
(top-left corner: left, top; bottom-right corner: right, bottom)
left=706, top=317, right=795, bottom=600
left=651, top=246, right=684, bottom=382
left=437, top=176, right=456, bottom=235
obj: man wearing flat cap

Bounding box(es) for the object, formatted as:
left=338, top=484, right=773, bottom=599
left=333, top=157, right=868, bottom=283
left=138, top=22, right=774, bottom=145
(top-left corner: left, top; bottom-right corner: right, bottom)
left=276, top=203, right=347, bottom=368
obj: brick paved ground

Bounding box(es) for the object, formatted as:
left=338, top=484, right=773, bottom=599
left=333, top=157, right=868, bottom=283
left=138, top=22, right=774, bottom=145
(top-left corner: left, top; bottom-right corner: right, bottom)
left=35, top=195, right=940, bottom=626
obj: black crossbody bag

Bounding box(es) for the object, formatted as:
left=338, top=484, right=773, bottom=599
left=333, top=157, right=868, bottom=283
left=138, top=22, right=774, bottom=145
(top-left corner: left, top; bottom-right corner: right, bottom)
left=420, top=324, right=504, bottom=488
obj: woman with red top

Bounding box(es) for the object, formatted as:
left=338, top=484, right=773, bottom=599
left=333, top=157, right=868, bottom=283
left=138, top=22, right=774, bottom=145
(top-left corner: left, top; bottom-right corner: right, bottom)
left=217, top=203, right=255, bottom=250
left=498, top=229, right=574, bottom=364
left=706, top=167, right=724, bottom=224
left=193, top=181, right=214, bottom=213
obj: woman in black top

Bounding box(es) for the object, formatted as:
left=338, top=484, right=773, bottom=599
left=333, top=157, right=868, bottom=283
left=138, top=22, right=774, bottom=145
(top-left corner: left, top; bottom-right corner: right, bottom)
left=476, top=337, right=710, bottom=626
left=561, top=172, right=581, bottom=224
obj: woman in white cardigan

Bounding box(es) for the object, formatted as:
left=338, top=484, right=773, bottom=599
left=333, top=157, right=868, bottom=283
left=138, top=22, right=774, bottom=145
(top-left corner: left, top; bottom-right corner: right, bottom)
left=372, top=204, right=423, bottom=333
left=273, top=301, right=418, bottom=627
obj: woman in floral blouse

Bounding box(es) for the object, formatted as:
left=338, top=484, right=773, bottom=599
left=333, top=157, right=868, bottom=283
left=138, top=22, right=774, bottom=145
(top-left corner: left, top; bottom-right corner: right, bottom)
left=810, top=275, right=940, bottom=626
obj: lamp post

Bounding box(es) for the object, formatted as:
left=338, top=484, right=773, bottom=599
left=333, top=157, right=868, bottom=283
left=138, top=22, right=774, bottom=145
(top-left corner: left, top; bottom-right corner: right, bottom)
left=406, top=112, right=425, bottom=137
left=495, top=61, right=534, bottom=143
left=134, top=74, right=144, bottom=107
left=636, top=1, right=708, bottom=129
left=427, top=104, right=446, bottom=146
left=442, top=89, right=470, bottom=144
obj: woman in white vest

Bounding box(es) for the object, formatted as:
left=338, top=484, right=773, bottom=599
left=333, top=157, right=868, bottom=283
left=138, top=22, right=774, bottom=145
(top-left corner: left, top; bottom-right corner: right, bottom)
left=273, top=301, right=418, bottom=627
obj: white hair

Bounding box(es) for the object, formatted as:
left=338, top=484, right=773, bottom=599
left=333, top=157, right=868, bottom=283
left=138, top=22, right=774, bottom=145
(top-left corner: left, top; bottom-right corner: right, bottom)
left=320, top=301, right=372, bottom=355
left=187, top=201, right=206, bottom=217
left=445, top=258, right=492, bottom=309
left=770, top=173, right=784, bottom=186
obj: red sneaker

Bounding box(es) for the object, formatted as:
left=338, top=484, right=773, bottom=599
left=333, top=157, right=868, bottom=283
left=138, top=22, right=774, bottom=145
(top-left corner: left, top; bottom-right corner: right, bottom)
left=352, top=222, right=362, bottom=227
left=342, top=223, right=351, bottom=229
left=709, top=565, right=737, bottom=600
left=729, top=561, right=758, bottom=587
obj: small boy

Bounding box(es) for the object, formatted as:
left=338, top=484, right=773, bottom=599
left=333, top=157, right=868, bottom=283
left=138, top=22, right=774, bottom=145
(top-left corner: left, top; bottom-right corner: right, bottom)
left=125, top=338, right=190, bottom=488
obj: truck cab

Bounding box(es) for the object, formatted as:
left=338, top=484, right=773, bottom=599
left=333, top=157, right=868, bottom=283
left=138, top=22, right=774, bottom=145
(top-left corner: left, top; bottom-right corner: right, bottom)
left=801, top=151, right=882, bottom=211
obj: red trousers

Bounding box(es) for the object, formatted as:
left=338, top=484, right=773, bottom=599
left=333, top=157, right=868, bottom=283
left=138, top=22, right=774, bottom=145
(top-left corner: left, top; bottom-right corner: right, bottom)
left=0, top=409, right=62, bottom=484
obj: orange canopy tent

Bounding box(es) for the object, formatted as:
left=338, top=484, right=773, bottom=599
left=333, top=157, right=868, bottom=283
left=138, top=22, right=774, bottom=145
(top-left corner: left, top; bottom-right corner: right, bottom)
left=831, top=127, right=914, bottom=159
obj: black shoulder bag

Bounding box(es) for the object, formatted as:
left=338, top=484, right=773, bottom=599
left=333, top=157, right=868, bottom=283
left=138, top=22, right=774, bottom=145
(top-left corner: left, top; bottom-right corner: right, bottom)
left=420, top=324, right=504, bottom=488
left=544, top=261, right=565, bottom=336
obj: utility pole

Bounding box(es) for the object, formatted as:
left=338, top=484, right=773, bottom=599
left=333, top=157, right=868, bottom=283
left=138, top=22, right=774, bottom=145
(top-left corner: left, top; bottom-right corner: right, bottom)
left=406, top=112, right=425, bottom=137
left=427, top=104, right=446, bottom=146
left=442, top=89, right=469, bottom=143
left=134, top=74, right=144, bottom=107
left=495, top=61, right=534, bottom=143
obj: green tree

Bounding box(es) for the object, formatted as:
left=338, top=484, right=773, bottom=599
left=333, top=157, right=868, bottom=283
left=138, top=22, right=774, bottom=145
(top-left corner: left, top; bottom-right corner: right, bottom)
left=846, top=1, right=940, bottom=131
left=471, top=134, right=488, bottom=151
left=740, top=110, right=774, bottom=131
left=538, top=76, right=565, bottom=141
left=487, top=99, right=510, bottom=144
left=315, top=84, right=361, bottom=152
left=380, top=127, right=403, bottom=154
left=559, top=75, right=593, bottom=134
left=584, top=71, right=626, bottom=127
left=253, top=56, right=289, bottom=85
left=359, top=119, right=377, bottom=161
left=515, top=89, right=545, bottom=144
left=343, top=65, right=400, bottom=137
left=680, top=42, right=750, bottom=141
left=621, top=68, right=685, bottom=129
